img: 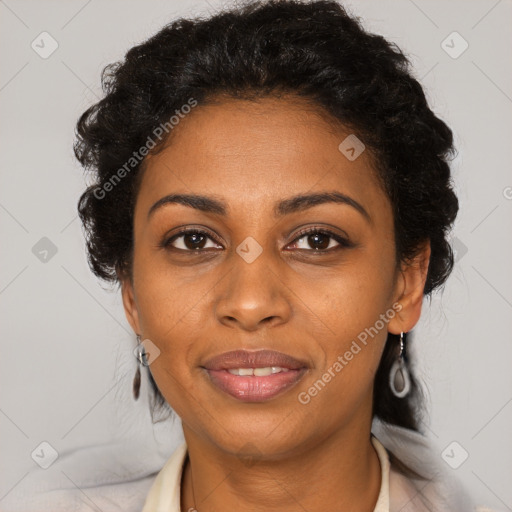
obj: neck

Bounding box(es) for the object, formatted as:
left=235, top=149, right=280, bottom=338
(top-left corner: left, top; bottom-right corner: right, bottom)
left=180, top=421, right=382, bottom=512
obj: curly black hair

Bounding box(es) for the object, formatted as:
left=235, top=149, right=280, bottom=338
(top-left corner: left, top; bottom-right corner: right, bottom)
left=74, top=0, right=458, bottom=478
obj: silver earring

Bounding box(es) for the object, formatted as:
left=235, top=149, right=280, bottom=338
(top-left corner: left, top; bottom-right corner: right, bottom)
left=133, top=334, right=144, bottom=400
left=135, top=335, right=150, bottom=366
left=389, top=332, right=411, bottom=398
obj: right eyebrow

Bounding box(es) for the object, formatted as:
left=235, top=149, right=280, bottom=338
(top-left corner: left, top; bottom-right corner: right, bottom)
left=147, top=194, right=227, bottom=220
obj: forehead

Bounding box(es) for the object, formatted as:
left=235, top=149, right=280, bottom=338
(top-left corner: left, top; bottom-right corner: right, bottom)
left=136, top=95, right=387, bottom=220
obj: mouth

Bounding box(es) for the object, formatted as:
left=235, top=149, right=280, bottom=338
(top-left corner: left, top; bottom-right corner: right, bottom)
left=202, top=349, right=309, bottom=402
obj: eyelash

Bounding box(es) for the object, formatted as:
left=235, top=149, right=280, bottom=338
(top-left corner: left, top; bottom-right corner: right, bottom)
left=160, top=226, right=353, bottom=254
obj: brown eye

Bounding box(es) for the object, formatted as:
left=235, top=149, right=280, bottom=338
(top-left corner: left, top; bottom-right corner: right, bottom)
left=305, top=232, right=331, bottom=250
left=163, top=229, right=223, bottom=251
left=288, top=228, right=352, bottom=252
left=182, top=232, right=206, bottom=250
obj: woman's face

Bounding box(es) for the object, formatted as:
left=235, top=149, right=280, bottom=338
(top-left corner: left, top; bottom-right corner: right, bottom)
left=122, top=96, right=428, bottom=458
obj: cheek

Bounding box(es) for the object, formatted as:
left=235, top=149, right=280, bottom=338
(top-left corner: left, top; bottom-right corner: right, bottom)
left=295, top=284, right=390, bottom=424
left=316, top=253, right=396, bottom=335
left=310, top=283, right=389, bottom=383
left=133, top=246, right=198, bottom=332
left=131, top=272, right=200, bottom=402
left=304, top=248, right=396, bottom=385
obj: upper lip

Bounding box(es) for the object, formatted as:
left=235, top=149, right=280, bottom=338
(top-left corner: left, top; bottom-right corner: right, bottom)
left=202, top=349, right=308, bottom=371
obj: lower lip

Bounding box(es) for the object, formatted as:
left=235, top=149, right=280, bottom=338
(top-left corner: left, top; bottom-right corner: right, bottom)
left=205, top=368, right=307, bottom=402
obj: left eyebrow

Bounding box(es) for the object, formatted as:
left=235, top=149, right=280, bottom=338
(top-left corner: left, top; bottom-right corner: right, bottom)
left=147, top=191, right=371, bottom=223
left=274, top=191, right=371, bottom=222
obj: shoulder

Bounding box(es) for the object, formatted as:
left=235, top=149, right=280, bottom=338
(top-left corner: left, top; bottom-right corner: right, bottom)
left=372, top=419, right=498, bottom=512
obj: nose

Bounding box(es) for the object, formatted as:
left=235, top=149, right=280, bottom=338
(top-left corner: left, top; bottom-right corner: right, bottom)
left=214, top=248, right=292, bottom=332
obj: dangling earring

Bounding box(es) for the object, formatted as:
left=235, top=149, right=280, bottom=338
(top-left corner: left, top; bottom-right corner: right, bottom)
left=133, top=334, right=144, bottom=400
left=389, top=332, right=411, bottom=398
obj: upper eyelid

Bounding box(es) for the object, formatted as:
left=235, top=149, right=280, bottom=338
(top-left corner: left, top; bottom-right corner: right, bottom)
left=293, top=226, right=348, bottom=240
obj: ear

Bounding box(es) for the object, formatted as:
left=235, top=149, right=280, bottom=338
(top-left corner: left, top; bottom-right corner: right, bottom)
left=119, top=274, right=142, bottom=335
left=387, top=240, right=431, bottom=335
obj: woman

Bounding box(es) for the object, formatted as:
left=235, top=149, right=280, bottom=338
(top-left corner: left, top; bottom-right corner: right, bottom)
left=74, top=0, right=492, bottom=510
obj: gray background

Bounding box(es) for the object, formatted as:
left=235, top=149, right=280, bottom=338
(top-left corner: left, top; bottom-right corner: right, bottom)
left=1, top=0, right=511, bottom=509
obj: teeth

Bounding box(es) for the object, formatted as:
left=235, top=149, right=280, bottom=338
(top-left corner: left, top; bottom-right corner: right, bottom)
left=227, top=367, right=291, bottom=376
left=254, top=367, right=272, bottom=376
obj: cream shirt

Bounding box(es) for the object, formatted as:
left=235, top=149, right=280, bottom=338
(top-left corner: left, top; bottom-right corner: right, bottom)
left=142, top=436, right=415, bottom=512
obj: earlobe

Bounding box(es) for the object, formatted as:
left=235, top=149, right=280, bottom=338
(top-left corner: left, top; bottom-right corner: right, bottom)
left=120, top=276, right=141, bottom=334
left=388, top=241, right=431, bottom=335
